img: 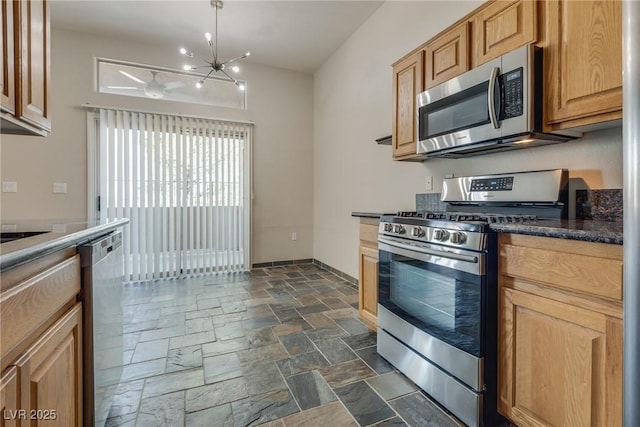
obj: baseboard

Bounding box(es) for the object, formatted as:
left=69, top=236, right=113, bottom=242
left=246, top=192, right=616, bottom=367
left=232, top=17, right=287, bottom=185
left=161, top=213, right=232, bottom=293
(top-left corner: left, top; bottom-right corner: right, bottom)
left=251, top=258, right=358, bottom=287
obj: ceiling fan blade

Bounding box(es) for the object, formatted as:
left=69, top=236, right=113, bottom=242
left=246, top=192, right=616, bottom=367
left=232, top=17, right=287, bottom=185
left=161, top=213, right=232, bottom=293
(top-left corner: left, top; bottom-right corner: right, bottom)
left=119, top=70, right=146, bottom=84
left=107, top=86, right=140, bottom=90
left=164, top=81, right=184, bottom=90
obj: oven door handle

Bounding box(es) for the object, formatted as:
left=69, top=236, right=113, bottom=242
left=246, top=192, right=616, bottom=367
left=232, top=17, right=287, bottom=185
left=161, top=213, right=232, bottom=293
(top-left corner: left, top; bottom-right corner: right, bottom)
left=378, top=237, right=479, bottom=264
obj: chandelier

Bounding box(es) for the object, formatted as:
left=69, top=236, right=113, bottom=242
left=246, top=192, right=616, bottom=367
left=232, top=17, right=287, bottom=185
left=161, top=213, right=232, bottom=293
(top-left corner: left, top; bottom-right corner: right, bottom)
left=180, top=0, right=250, bottom=90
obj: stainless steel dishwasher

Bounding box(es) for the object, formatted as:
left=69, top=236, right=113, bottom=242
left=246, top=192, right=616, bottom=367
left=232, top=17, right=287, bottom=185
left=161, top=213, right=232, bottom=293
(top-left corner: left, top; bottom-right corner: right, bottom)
left=79, top=231, right=124, bottom=427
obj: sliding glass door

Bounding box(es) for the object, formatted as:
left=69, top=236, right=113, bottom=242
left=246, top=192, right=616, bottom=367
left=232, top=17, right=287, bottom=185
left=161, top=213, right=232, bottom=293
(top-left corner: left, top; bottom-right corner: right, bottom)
left=91, top=109, right=252, bottom=281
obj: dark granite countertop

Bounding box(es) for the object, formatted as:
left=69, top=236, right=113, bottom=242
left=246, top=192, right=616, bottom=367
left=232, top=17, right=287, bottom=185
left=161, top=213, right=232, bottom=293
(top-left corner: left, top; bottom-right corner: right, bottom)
left=490, top=219, right=623, bottom=245
left=351, top=212, right=395, bottom=219
left=0, top=218, right=129, bottom=271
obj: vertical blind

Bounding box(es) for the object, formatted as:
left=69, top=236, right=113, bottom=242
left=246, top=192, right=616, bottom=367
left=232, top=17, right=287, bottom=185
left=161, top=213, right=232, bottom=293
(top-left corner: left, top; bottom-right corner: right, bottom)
left=98, top=108, right=252, bottom=281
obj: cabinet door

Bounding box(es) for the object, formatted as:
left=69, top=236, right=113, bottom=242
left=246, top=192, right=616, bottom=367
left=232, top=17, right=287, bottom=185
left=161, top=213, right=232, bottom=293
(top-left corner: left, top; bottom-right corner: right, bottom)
left=473, top=0, right=536, bottom=67
left=1, top=0, right=16, bottom=114
left=392, top=50, right=423, bottom=159
left=499, top=288, right=621, bottom=426
left=544, top=0, right=622, bottom=128
left=14, top=304, right=83, bottom=427
left=0, top=366, right=20, bottom=427
left=17, top=0, right=51, bottom=131
left=425, top=22, right=469, bottom=88
left=358, top=245, right=378, bottom=328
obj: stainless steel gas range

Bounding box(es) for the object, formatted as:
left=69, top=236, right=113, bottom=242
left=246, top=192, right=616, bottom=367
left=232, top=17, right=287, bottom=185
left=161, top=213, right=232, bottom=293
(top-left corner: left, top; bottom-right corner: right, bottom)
left=376, top=169, right=568, bottom=427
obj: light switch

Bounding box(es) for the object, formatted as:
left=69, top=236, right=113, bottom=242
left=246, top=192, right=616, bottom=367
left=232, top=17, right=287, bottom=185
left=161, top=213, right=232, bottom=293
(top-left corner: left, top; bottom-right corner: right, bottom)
left=2, top=181, right=17, bottom=193
left=53, top=182, right=67, bottom=194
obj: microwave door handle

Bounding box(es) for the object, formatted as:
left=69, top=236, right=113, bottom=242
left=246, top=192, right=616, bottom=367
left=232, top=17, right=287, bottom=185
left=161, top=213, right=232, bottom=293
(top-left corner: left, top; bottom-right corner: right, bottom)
left=488, top=66, right=500, bottom=129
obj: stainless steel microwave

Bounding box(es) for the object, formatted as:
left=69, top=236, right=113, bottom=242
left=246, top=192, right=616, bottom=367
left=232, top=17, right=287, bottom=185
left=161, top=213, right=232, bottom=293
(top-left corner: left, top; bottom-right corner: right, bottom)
left=417, top=45, right=581, bottom=158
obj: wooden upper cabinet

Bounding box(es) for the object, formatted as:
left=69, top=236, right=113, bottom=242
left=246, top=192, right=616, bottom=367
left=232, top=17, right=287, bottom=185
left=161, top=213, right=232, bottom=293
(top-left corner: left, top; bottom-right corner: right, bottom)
left=425, top=22, right=469, bottom=88
left=392, top=50, right=423, bottom=159
left=472, top=0, right=537, bottom=67
left=1, top=0, right=16, bottom=114
left=544, top=0, right=622, bottom=129
left=18, top=0, right=51, bottom=132
left=0, top=0, right=50, bottom=135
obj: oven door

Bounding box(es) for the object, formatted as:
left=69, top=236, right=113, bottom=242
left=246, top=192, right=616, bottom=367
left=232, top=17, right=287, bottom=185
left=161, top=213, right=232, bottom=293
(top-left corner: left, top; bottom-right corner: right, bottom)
left=377, top=236, right=486, bottom=358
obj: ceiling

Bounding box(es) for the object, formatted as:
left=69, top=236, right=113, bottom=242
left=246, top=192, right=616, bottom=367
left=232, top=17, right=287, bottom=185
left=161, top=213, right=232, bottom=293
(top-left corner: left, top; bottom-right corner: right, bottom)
left=50, top=0, right=384, bottom=74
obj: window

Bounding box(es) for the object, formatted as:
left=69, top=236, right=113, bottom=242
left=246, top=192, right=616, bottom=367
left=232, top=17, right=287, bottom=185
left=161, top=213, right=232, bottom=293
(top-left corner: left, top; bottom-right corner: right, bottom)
left=97, top=58, right=247, bottom=110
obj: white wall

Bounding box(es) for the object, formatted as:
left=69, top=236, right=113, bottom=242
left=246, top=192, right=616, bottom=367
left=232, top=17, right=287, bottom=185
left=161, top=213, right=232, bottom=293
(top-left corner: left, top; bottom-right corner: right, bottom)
left=0, top=28, right=314, bottom=264
left=313, top=1, right=623, bottom=278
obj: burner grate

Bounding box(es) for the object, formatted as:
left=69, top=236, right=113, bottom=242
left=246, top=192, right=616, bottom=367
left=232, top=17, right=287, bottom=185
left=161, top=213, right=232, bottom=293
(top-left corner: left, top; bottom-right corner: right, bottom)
left=395, top=211, right=538, bottom=223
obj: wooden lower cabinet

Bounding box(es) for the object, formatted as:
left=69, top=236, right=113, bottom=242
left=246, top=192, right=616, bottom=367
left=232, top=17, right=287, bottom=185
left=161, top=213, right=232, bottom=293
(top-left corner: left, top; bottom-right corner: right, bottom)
left=14, top=305, right=83, bottom=426
left=1, top=249, right=82, bottom=426
left=358, top=218, right=379, bottom=329
left=498, top=234, right=622, bottom=427
left=358, top=245, right=378, bottom=328
left=0, top=305, right=83, bottom=427
left=0, top=366, right=20, bottom=427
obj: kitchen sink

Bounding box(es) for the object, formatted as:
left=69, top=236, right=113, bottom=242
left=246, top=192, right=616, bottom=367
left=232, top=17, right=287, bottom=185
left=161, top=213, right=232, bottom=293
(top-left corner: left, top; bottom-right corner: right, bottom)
left=0, top=231, right=49, bottom=244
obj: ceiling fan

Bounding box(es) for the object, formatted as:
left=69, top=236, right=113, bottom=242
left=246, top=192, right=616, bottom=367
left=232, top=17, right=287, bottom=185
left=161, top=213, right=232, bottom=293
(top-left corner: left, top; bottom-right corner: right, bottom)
left=108, top=70, right=184, bottom=99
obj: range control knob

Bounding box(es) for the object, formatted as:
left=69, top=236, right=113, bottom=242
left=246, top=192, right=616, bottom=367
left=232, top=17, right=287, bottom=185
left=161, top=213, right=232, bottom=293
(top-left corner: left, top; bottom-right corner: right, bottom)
left=450, top=231, right=468, bottom=245
left=384, top=223, right=393, bottom=232
left=433, top=229, right=450, bottom=241
left=393, top=224, right=405, bottom=234
left=411, top=227, right=425, bottom=237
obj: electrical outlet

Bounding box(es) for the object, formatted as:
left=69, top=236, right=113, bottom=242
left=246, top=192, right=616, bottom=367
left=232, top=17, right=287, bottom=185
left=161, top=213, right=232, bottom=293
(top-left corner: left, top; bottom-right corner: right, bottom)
left=53, top=182, right=67, bottom=193
left=425, top=176, right=433, bottom=191
left=2, top=181, right=17, bottom=193
left=291, top=232, right=297, bottom=241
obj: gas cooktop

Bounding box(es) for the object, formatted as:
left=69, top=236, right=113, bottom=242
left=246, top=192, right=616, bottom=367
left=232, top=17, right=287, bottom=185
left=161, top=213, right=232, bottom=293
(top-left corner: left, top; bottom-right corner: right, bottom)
left=395, top=211, right=539, bottom=223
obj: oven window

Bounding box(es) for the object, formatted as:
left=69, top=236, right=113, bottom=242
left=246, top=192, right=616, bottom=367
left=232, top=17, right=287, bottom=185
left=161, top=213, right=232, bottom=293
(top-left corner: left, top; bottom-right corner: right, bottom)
left=379, top=252, right=483, bottom=357
left=419, top=81, right=491, bottom=140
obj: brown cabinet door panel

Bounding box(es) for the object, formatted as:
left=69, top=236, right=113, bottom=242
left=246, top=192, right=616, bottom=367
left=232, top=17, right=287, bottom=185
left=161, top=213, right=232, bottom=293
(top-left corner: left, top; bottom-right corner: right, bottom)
left=392, top=50, right=423, bottom=159
left=425, top=22, right=469, bottom=88
left=17, top=0, right=51, bottom=131
left=13, top=305, right=83, bottom=427
left=499, top=287, right=621, bottom=427
left=1, top=0, right=16, bottom=114
left=545, top=0, right=622, bottom=126
left=473, top=0, right=536, bottom=66
left=359, top=245, right=378, bottom=328
left=0, top=366, right=20, bottom=427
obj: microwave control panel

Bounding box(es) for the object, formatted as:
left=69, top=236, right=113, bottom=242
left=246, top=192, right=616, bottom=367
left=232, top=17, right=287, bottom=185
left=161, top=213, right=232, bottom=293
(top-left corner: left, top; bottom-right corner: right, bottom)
left=502, top=67, right=523, bottom=119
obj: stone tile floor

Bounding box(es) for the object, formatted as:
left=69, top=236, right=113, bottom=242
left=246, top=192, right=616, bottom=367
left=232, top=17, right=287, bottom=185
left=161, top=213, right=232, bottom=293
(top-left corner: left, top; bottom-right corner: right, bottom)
left=105, top=263, right=464, bottom=427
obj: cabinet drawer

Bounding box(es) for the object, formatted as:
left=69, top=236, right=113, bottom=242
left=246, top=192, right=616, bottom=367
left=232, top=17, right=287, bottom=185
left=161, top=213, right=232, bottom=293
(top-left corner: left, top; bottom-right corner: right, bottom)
left=1, top=255, right=81, bottom=360
left=359, top=223, right=379, bottom=246
left=500, top=243, right=622, bottom=301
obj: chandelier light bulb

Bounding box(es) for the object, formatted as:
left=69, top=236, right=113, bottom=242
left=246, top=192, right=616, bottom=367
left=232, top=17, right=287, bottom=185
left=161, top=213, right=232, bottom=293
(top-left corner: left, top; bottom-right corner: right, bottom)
left=231, top=65, right=240, bottom=73
left=205, top=32, right=212, bottom=42
left=179, top=47, right=187, bottom=55
left=238, top=83, right=246, bottom=91
left=196, top=81, right=203, bottom=89
left=183, top=65, right=192, bottom=71
left=245, top=52, right=251, bottom=57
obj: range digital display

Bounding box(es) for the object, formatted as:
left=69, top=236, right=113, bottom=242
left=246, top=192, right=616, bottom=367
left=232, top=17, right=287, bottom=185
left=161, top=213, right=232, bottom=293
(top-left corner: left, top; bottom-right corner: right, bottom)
left=470, top=176, right=514, bottom=191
